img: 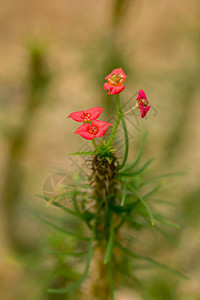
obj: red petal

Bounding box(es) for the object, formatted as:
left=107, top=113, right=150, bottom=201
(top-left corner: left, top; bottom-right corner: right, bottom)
left=86, top=107, right=104, bottom=120
left=105, top=68, right=127, bottom=80
left=67, top=111, right=85, bottom=122
left=103, top=83, right=125, bottom=95
left=136, top=90, right=147, bottom=100
left=139, top=103, right=151, bottom=118
left=91, top=120, right=112, bottom=138
left=74, top=123, right=95, bottom=140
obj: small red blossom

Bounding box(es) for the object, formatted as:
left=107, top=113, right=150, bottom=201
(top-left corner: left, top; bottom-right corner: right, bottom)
left=138, top=103, right=151, bottom=119
left=74, top=120, right=112, bottom=140
left=67, top=107, right=104, bottom=122
left=136, top=89, right=151, bottom=119
left=104, top=68, right=127, bottom=95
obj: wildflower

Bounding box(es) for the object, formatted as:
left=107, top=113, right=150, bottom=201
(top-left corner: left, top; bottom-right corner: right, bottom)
left=74, top=120, right=112, bottom=140
left=67, top=107, right=104, bottom=122
left=136, top=89, right=151, bottom=118
left=104, top=68, right=127, bottom=95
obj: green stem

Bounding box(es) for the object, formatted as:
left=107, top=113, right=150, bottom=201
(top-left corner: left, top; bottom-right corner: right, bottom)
left=107, top=94, right=123, bottom=147
left=92, top=138, right=98, bottom=150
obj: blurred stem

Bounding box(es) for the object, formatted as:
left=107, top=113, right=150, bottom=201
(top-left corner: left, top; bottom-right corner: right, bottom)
left=2, top=42, right=51, bottom=254
left=107, top=94, right=123, bottom=147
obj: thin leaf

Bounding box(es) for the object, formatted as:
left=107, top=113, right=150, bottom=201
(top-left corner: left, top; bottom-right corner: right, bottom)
left=121, top=184, right=127, bottom=206
left=68, top=151, right=96, bottom=156
left=141, top=172, right=186, bottom=187
left=120, top=158, right=155, bottom=177
left=116, top=242, right=189, bottom=280
left=120, top=131, right=148, bottom=172
left=105, top=156, right=112, bottom=164
left=104, top=214, right=114, bottom=264
left=33, top=214, right=89, bottom=241
left=48, top=233, right=94, bottom=293
left=154, top=214, right=180, bottom=229
left=143, top=182, right=164, bottom=199
left=35, top=193, right=80, bottom=218
left=44, top=250, right=87, bottom=258
left=128, top=186, right=155, bottom=226
left=119, top=117, right=129, bottom=170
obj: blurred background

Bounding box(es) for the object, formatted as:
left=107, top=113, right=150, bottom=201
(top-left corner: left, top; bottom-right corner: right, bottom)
left=0, top=0, right=200, bottom=299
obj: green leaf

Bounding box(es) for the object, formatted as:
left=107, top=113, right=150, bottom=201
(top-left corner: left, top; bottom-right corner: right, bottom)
left=68, top=151, right=96, bottom=156
left=104, top=214, right=114, bottom=264
left=121, top=184, right=127, bottom=207
left=105, top=156, right=112, bottom=164
left=116, top=242, right=189, bottom=280
left=141, top=172, right=186, bottom=187
left=35, top=193, right=80, bottom=218
left=143, top=182, right=164, bottom=199
left=120, top=131, right=148, bottom=172
left=119, top=117, right=129, bottom=170
left=48, top=234, right=94, bottom=293
left=154, top=214, right=180, bottom=229
left=128, top=186, right=155, bottom=225
left=120, top=158, right=155, bottom=177
left=44, top=250, right=87, bottom=258
left=32, top=214, right=89, bottom=241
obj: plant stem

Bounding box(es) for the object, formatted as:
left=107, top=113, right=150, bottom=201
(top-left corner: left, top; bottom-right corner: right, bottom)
left=92, top=138, right=98, bottom=150
left=107, top=94, right=123, bottom=147
left=123, top=103, right=138, bottom=115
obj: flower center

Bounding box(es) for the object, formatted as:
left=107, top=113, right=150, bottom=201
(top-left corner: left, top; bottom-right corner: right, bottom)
left=109, top=74, right=124, bottom=86
left=88, top=125, right=98, bottom=135
left=81, top=112, right=91, bottom=120
left=139, top=99, right=149, bottom=107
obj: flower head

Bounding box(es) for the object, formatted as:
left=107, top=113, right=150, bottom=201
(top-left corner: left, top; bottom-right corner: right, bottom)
left=74, top=120, right=112, bottom=140
left=104, top=68, right=127, bottom=95
left=67, top=107, right=104, bottom=122
left=136, top=89, right=151, bottom=119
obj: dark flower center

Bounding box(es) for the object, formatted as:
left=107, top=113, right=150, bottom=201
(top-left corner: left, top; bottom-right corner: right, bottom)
left=81, top=112, right=91, bottom=120
left=139, top=98, right=149, bottom=107
left=88, top=125, right=98, bottom=135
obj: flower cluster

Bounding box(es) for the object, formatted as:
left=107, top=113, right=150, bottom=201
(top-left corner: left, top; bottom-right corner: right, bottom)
left=67, top=107, right=112, bottom=140
left=103, top=68, right=151, bottom=118
left=68, top=68, right=151, bottom=141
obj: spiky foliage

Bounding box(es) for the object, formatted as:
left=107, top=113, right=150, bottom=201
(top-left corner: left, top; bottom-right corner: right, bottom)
left=36, top=127, right=187, bottom=300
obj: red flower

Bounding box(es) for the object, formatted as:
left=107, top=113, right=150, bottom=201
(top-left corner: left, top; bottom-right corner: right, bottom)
left=136, top=89, right=151, bottom=118
left=67, top=107, right=104, bottom=122
left=138, top=103, right=151, bottom=119
left=74, top=120, right=112, bottom=140
left=103, top=68, right=127, bottom=95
